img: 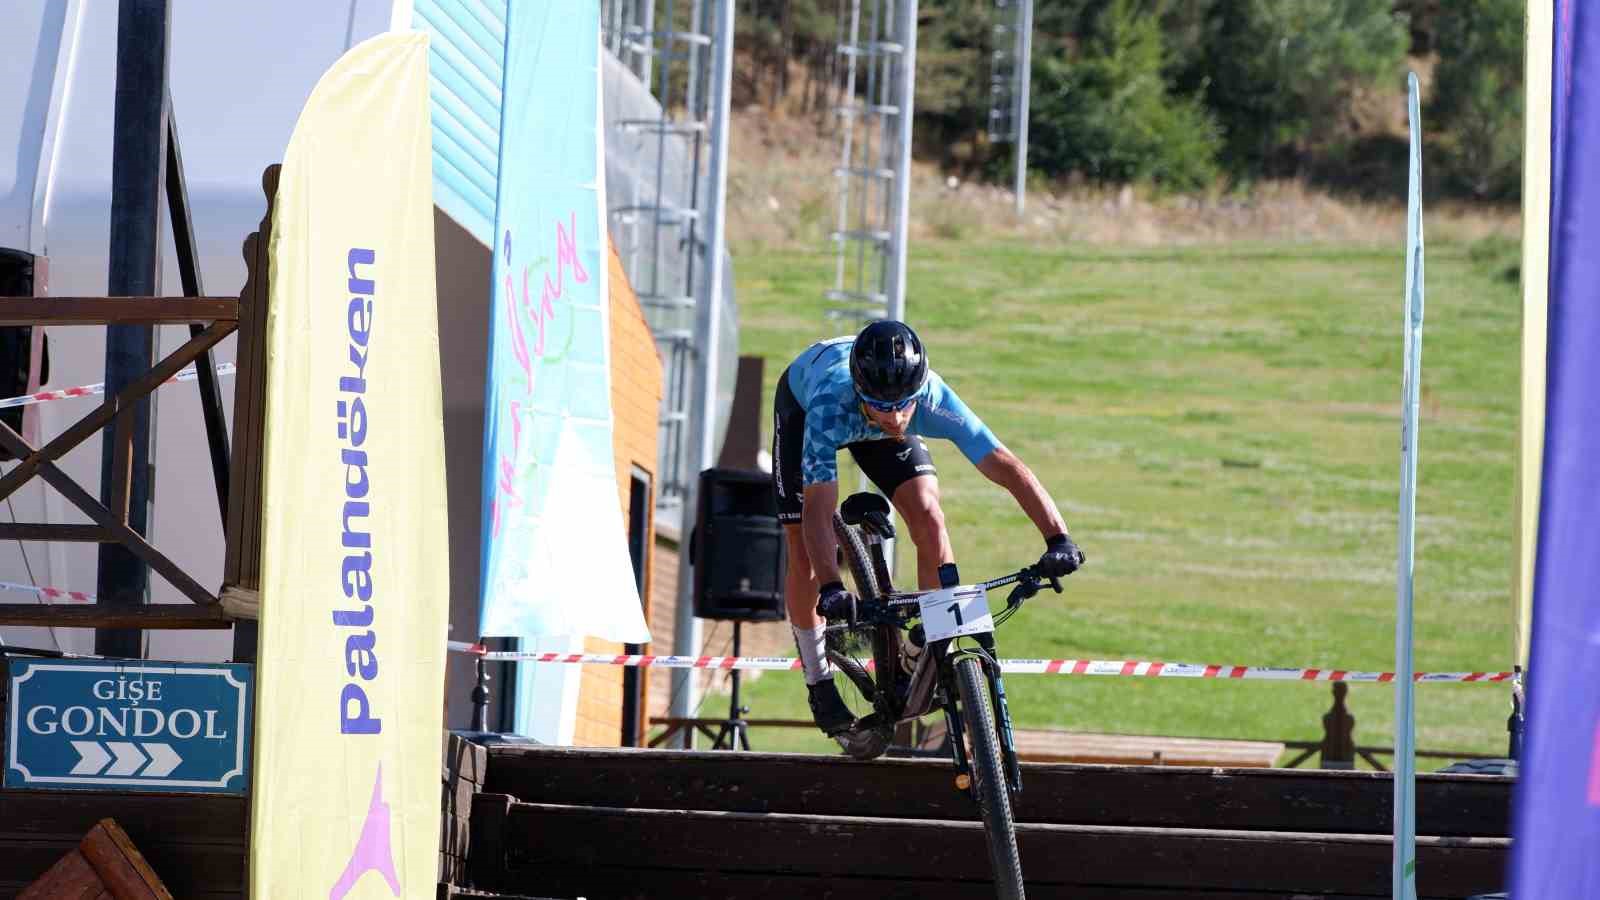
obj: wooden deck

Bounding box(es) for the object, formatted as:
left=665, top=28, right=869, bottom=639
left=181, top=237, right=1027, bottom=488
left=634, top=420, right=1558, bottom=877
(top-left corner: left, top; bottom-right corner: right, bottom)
left=471, top=744, right=1512, bottom=899
left=1011, top=729, right=1285, bottom=768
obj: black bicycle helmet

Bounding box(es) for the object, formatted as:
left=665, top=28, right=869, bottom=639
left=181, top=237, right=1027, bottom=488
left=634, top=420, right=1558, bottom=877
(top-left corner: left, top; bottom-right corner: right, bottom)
left=849, top=320, right=929, bottom=405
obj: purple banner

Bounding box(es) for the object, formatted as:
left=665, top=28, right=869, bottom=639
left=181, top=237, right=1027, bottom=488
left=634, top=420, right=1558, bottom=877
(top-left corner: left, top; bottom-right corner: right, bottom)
left=1512, top=1, right=1600, bottom=896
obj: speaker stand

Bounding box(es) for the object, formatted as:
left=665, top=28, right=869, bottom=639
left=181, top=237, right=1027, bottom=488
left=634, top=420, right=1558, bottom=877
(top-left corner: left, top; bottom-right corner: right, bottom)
left=710, top=621, right=752, bottom=751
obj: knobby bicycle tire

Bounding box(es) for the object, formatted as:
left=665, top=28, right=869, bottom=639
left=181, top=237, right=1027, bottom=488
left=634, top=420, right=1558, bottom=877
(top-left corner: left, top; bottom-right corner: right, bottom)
left=833, top=512, right=880, bottom=602
left=828, top=513, right=897, bottom=759
left=829, top=649, right=876, bottom=706
left=956, top=656, right=1025, bottom=900
left=829, top=512, right=879, bottom=704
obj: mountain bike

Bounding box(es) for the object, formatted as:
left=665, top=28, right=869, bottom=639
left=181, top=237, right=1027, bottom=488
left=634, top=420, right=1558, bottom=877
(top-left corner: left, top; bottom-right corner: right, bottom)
left=824, top=492, right=1064, bottom=900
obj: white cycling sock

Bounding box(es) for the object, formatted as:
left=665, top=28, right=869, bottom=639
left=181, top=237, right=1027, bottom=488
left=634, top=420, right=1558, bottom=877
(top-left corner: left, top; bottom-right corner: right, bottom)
left=791, top=623, right=834, bottom=685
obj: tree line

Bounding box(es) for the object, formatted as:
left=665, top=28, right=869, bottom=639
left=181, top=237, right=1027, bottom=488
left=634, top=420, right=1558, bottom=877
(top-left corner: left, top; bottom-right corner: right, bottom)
left=735, top=0, right=1524, bottom=200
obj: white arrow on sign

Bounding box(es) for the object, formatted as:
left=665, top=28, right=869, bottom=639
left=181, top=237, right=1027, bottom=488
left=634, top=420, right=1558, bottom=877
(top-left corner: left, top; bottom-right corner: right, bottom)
left=141, top=743, right=182, bottom=778
left=61, top=740, right=187, bottom=778
left=69, top=741, right=111, bottom=775
left=105, top=742, right=147, bottom=776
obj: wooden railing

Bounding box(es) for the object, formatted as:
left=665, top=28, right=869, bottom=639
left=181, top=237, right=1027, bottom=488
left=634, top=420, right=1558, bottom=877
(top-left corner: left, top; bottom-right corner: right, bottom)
left=0, top=165, right=278, bottom=637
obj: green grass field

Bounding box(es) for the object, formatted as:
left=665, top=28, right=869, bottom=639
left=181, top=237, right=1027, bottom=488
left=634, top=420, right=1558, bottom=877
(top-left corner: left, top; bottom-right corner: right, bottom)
left=701, top=236, right=1522, bottom=761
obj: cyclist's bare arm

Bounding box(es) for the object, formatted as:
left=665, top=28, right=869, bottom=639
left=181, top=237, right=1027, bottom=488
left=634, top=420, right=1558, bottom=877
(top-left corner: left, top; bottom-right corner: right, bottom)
left=802, top=480, right=843, bottom=587
left=977, top=448, right=1069, bottom=538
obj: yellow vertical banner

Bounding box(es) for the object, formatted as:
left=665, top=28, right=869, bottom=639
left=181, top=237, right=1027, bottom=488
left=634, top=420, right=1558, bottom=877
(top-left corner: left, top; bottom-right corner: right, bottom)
left=250, top=32, right=448, bottom=899
left=1514, top=0, right=1553, bottom=670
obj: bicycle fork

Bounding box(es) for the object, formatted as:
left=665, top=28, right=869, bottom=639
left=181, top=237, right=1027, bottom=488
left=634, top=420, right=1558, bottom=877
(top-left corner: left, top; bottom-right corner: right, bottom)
left=990, top=664, right=1023, bottom=798
left=939, top=639, right=1024, bottom=801
left=976, top=633, right=1023, bottom=798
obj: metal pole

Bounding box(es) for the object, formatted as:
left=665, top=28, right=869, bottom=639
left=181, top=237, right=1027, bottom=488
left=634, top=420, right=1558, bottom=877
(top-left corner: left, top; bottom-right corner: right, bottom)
left=97, top=0, right=170, bottom=658
left=637, top=0, right=656, bottom=89
left=670, top=0, right=735, bottom=730
left=884, top=0, right=918, bottom=323
left=1012, top=0, right=1033, bottom=217
left=1392, top=71, right=1425, bottom=900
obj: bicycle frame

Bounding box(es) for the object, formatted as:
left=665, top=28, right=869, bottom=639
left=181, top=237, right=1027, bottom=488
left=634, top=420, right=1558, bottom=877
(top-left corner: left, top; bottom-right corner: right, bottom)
left=836, top=530, right=1043, bottom=800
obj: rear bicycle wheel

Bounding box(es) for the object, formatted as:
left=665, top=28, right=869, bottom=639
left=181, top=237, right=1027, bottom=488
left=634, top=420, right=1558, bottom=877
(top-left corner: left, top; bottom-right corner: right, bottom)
left=827, top=512, right=879, bottom=705
left=832, top=511, right=879, bottom=601
left=828, top=513, right=895, bottom=759
left=955, top=656, right=1024, bottom=899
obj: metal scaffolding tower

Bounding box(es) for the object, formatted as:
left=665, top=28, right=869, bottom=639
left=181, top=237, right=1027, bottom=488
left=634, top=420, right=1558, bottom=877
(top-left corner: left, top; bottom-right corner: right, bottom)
left=600, top=0, right=736, bottom=731
left=827, top=0, right=917, bottom=326
left=987, top=0, right=1033, bottom=214
left=601, top=0, right=716, bottom=511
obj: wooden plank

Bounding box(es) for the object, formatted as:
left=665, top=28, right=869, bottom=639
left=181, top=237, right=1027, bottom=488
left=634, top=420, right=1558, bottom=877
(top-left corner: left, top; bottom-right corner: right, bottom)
left=481, top=746, right=1514, bottom=838
left=650, top=716, right=814, bottom=729
left=15, top=848, right=101, bottom=900
left=442, top=772, right=477, bottom=818
left=0, top=298, right=238, bottom=325
left=0, top=792, right=245, bottom=900
left=476, top=800, right=1507, bottom=898
left=1011, top=729, right=1284, bottom=768
left=0, top=604, right=232, bottom=628
left=0, top=845, right=241, bottom=900
left=221, top=164, right=276, bottom=596
left=0, top=791, right=247, bottom=842
left=220, top=233, right=259, bottom=588
left=0, top=845, right=240, bottom=896
left=497, top=867, right=1418, bottom=900
left=0, top=321, right=235, bottom=504
left=165, top=110, right=232, bottom=520
left=109, top=412, right=136, bottom=525
left=442, top=732, right=488, bottom=785
left=437, top=812, right=470, bottom=858
left=466, top=793, right=511, bottom=892
left=17, top=454, right=219, bottom=606
left=0, top=524, right=111, bottom=542
left=78, top=820, right=172, bottom=900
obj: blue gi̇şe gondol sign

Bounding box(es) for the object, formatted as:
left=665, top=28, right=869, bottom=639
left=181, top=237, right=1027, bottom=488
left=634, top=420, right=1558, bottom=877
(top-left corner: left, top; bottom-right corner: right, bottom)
left=5, top=657, right=252, bottom=794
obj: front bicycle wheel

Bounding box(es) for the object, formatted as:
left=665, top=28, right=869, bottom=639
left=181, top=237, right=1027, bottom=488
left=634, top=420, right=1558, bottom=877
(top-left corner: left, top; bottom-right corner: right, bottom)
left=955, top=656, right=1024, bottom=899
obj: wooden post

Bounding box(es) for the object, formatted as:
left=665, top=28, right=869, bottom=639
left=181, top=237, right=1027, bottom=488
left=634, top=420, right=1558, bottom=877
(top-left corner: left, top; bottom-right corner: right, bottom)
left=1321, top=682, right=1357, bottom=770
left=223, top=166, right=280, bottom=664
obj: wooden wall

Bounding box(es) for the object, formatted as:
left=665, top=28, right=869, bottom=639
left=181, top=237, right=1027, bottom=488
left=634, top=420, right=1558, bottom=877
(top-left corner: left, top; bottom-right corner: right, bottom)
left=571, top=243, right=662, bottom=747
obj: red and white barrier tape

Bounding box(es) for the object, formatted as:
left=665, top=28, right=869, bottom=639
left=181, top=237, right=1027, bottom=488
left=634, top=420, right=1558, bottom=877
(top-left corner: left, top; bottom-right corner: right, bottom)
left=0, top=363, right=236, bottom=411
left=0, top=580, right=94, bottom=603
left=444, top=641, right=1512, bottom=683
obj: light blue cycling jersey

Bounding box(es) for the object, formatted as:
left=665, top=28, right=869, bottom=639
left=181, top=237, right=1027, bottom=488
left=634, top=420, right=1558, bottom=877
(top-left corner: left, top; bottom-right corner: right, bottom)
left=786, top=337, right=1002, bottom=485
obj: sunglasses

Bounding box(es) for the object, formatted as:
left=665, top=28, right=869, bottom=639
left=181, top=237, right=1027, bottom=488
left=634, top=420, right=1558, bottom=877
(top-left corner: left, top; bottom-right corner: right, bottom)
left=860, top=394, right=917, bottom=413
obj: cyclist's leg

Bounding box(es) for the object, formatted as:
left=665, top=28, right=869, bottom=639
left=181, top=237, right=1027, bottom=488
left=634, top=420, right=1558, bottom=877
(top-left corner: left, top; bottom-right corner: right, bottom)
left=893, top=475, right=954, bottom=590
left=772, top=368, right=816, bottom=626
left=848, top=437, right=950, bottom=590
left=774, top=371, right=848, bottom=735
left=781, top=524, right=817, bottom=628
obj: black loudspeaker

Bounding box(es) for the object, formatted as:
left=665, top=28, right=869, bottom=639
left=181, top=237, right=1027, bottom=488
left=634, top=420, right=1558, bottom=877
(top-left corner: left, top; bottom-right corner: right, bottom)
left=691, top=467, right=786, bottom=622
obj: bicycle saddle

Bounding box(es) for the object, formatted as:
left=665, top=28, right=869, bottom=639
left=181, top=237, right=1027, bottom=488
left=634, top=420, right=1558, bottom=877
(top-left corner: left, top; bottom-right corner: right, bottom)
left=840, top=492, right=895, bottom=540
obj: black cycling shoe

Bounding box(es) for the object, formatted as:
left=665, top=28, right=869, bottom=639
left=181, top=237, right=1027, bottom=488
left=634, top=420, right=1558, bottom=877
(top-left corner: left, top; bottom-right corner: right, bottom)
left=807, top=677, right=855, bottom=736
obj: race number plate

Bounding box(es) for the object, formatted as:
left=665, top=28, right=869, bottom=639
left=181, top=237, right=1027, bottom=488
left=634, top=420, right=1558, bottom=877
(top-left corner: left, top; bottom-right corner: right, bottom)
left=918, top=585, right=993, bottom=642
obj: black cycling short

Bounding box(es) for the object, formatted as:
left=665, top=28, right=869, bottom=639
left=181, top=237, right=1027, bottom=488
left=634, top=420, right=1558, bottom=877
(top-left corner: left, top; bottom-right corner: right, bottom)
left=772, top=366, right=936, bottom=525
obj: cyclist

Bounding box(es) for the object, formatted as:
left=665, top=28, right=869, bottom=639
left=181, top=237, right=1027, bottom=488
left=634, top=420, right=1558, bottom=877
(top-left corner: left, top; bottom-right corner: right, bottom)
left=772, top=319, right=1086, bottom=737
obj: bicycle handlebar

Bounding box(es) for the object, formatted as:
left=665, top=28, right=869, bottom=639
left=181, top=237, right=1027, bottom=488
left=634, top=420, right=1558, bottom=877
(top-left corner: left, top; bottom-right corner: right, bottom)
left=880, top=565, right=1063, bottom=608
